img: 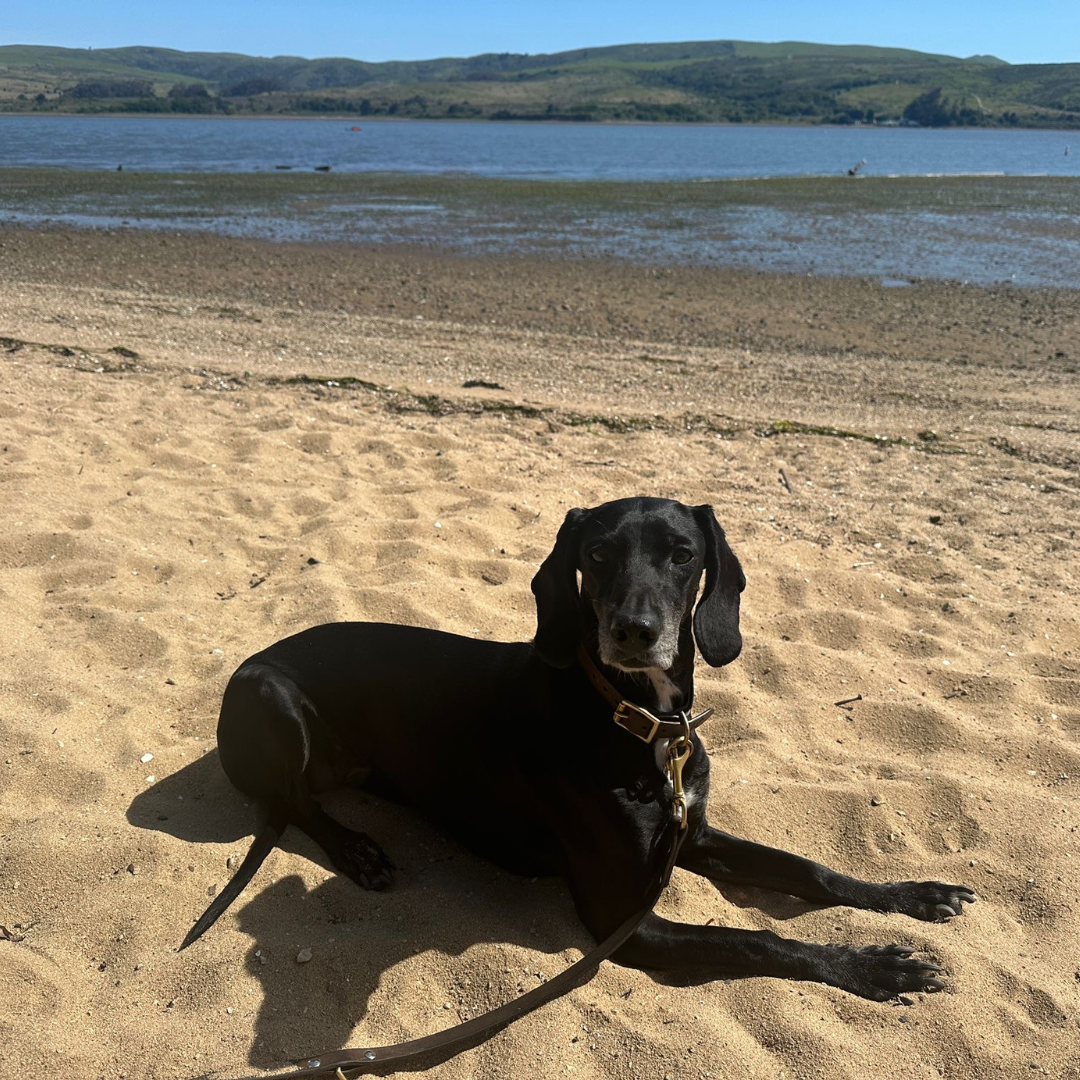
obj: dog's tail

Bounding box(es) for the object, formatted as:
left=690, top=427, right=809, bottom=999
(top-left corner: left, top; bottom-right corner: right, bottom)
left=178, top=809, right=287, bottom=951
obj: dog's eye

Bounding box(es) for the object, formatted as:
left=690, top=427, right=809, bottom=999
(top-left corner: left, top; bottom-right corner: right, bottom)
left=672, top=549, right=694, bottom=565
left=589, top=550, right=607, bottom=564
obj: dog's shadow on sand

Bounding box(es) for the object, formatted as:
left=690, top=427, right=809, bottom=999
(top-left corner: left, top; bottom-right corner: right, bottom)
left=128, top=748, right=249, bottom=843
left=130, top=757, right=823, bottom=1073
left=129, top=757, right=594, bottom=1071
left=712, top=883, right=822, bottom=921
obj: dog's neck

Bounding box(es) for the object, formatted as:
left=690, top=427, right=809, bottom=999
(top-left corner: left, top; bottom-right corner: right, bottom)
left=579, top=621, right=696, bottom=717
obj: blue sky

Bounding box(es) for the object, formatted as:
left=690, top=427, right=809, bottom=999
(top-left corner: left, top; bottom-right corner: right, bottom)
left=4, top=1, right=1078, bottom=65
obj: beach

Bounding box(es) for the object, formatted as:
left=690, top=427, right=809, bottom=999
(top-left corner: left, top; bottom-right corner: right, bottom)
left=1, top=224, right=1078, bottom=1079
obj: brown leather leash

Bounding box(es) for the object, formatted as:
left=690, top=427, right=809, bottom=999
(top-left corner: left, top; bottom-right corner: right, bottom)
left=201, top=652, right=706, bottom=1080
left=212, top=823, right=685, bottom=1080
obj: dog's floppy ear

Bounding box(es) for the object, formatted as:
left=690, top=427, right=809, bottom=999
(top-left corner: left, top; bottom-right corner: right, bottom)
left=692, top=504, right=746, bottom=667
left=531, top=507, right=588, bottom=668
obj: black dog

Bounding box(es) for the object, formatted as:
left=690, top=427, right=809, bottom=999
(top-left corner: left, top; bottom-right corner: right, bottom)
left=181, top=497, right=973, bottom=1001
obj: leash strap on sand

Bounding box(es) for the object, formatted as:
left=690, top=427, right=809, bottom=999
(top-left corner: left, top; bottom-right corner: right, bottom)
left=214, top=820, right=687, bottom=1080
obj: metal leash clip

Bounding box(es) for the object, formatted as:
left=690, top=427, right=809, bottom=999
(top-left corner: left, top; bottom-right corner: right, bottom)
left=666, top=713, right=694, bottom=829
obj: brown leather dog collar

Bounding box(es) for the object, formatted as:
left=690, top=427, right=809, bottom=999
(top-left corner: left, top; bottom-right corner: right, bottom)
left=576, top=644, right=713, bottom=743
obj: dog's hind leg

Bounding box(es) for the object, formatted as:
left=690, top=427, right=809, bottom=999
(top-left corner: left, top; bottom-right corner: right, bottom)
left=296, top=804, right=394, bottom=891
left=179, top=664, right=392, bottom=948
left=221, top=663, right=394, bottom=885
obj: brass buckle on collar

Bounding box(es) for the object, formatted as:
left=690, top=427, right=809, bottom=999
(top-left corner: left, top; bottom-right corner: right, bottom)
left=613, top=700, right=662, bottom=743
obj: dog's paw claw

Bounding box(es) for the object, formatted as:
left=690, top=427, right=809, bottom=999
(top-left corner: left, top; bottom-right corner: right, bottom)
left=878, top=881, right=976, bottom=921
left=823, top=943, right=948, bottom=1001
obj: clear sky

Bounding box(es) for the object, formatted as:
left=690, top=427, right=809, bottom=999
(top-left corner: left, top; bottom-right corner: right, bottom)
left=3, top=1, right=1078, bottom=66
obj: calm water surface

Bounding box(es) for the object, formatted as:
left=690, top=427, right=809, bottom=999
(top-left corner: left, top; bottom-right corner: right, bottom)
left=2, top=115, right=1078, bottom=179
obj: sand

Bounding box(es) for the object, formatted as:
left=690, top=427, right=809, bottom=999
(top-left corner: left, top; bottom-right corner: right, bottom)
left=1, top=225, right=1078, bottom=1080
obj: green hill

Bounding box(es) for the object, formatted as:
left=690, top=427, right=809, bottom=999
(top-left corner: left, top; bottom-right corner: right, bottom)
left=0, top=39, right=1075, bottom=126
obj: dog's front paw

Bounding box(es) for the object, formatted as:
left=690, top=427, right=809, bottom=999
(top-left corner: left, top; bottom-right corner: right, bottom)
left=820, top=943, right=946, bottom=1002
left=876, top=880, right=976, bottom=922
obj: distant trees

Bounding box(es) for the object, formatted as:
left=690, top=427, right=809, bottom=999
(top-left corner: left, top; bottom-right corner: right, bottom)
left=223, top=76, right=283, bottom=97
left=58, top=78, right=228, bottom=113
left=445, top=101, right=481, bottom=117
left=164, top=84, right=220, bottom=112
left=167, top=84, right=210, bottom=100
left=65, top=79, right=153, bottom=99
left=903, top=87, right=981, bottom=126
left=291, top=95, right=367, bottom=113
left=903, top=88, right=949, bottom=125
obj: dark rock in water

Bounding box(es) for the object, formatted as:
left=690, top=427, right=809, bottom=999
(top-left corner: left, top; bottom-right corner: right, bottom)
left=314, top=164, right=332, bottom=172
left=275, top=164, right=293, bottom=170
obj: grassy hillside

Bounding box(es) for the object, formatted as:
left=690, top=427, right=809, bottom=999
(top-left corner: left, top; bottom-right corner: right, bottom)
left=1, top=39, right=1076, bottom=127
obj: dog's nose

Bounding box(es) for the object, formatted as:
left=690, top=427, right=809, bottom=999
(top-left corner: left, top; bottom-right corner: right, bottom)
left=612, top=613, right=660, bottom=647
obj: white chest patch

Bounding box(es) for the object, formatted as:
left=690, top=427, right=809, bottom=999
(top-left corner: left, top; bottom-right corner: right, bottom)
left=646, top=669, right=679, bottom=713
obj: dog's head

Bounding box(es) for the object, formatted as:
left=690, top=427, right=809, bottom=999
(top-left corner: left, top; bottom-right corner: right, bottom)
left=530, top=497, right=745, bottom=671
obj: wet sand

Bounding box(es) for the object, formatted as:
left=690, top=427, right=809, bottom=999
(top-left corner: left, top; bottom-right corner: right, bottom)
left=1, top=224, right=1078, bottom=1080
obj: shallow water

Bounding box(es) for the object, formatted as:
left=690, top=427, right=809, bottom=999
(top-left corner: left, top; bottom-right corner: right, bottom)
left=5, top=196, right=1076, bottom=288
left=2, top=163, right=1078, bottom=288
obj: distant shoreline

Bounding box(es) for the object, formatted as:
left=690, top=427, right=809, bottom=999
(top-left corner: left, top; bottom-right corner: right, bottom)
left=4, top=111, right=1078, bottom=133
